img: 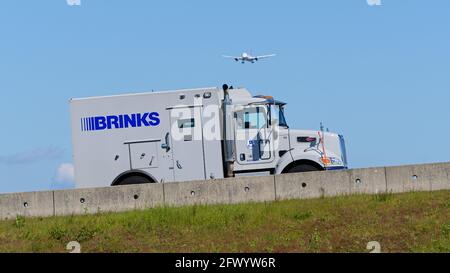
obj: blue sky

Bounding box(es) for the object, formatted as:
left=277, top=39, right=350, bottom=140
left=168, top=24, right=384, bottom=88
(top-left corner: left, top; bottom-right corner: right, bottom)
left=0, top=0, right=449, bottom=193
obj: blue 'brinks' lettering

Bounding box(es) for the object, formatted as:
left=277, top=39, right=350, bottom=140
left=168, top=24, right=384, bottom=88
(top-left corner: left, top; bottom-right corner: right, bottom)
left=83, top=112, right=160, bottom=132
left=137, top=113, right=150, bottom=127
left=95, top=116, right=107, bottom=130
left=149, top=112, right=160, bottom=126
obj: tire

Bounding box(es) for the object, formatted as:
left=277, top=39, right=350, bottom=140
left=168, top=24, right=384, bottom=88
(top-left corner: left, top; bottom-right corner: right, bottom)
left=115, top=175, right=152, bottom=185
left=287, top=164, right=321, bottom=173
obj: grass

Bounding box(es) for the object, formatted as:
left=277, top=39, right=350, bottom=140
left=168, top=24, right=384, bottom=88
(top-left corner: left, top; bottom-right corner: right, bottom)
left=0, top=190, right=449, bottom=253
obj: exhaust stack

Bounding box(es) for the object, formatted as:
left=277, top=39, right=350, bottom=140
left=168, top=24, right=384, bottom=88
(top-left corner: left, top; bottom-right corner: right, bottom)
left=222, top=84, right=235, bottom=177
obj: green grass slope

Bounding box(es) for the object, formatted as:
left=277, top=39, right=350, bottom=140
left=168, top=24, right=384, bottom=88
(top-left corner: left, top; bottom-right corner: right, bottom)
left=0, top=190, right=449, bottom=253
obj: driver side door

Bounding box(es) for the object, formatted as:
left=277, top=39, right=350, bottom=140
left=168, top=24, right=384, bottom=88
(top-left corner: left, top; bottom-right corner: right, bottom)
left=234, top=105, right=274, bottom=166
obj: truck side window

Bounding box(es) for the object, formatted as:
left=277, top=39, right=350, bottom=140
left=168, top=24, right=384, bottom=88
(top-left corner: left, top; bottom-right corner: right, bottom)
left=271, top=105, right=288, bottom=128
left=278, top=106, right=288, bottom=128
left=236, top=107, right=267, bottom=129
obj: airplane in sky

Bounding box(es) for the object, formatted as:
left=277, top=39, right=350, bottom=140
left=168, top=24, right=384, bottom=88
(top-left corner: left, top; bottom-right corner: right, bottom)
left=222, top=52, right=276, bottom=64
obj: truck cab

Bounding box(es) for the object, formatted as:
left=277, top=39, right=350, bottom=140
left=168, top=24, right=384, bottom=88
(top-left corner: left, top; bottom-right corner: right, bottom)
left=226, top=88, right=348, bottom=176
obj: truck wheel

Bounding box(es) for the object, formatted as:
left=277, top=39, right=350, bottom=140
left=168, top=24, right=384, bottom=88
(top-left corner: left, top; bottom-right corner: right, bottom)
left=287, top=164, right=320, bottom=173
left=116, top=175, right=152, bottom=185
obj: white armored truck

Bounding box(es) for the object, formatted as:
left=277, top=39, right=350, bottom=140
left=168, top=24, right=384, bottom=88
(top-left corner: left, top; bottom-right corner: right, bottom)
left=70, top=84, right=348, bottom=188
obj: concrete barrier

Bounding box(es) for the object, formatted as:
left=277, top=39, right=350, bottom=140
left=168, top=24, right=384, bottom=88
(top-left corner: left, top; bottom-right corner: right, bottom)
left=430, top=163, right=450, bottom=191
left=53, top=183, right=164, bottom=216
left=385, top=163, right=450, bottom=193
left=349, top=167, right=387, bottom=194
left=0, top=191, right=54, bottom=220
left=275, top=170, right=351, bottom=200
left=0, top=162, right=449, bottom=220
left=163, top=176, right=275, bottom=206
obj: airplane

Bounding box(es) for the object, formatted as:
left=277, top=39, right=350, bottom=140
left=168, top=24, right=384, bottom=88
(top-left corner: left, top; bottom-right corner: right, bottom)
left=222, top=52, right=276, bottom=64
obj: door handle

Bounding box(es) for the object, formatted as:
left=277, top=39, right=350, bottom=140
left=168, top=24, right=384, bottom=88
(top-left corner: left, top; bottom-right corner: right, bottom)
left=176, top=160, right=182, bottom=169
left=149, top=156, right=154, bottom=166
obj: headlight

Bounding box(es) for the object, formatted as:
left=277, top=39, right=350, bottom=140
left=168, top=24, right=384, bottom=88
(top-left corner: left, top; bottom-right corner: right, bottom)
left=322, top=157, right=343, bottom=166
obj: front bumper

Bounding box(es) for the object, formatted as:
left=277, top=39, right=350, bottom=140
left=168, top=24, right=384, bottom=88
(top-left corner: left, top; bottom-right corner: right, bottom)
left=325, top=166, right=348, bottom=171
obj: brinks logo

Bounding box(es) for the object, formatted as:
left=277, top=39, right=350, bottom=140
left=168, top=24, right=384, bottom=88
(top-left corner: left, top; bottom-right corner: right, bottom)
left=81, top=112, right=160, bottom=132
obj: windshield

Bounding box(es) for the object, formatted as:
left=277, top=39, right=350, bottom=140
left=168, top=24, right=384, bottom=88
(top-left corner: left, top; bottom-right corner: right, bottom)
left=270, top=104, right=288, bottom=128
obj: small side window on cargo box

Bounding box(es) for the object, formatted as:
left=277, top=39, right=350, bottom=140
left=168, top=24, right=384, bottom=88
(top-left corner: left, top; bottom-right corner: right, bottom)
left=178, top=118, right=195, bottom=128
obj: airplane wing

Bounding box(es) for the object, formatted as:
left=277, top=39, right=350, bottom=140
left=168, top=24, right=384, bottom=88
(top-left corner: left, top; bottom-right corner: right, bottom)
left=255, top=54, right=276, bottom=59
left=222, top=55, right=241, bottom=60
